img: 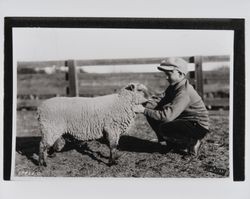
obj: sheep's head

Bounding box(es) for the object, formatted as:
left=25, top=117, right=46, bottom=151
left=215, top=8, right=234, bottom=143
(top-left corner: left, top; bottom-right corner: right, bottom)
left=124, top=82, right=149, bottom=104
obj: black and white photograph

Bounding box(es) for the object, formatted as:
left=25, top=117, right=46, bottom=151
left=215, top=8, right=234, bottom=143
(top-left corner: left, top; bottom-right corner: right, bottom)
left=11, top=21, right=234, bottom=178
left=0, top=1, right=249, bottom=199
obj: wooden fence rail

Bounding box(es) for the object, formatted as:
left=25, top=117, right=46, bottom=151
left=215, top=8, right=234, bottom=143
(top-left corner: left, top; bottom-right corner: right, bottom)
left=63, top=55, right=230, bottom=99
left=19, top=55, right=229, bottom=68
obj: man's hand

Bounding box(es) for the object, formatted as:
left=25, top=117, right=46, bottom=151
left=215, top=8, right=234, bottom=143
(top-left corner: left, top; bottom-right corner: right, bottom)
left=133, top=105, right=145, bottom=113
left=144, top=99, right=158, bottom=109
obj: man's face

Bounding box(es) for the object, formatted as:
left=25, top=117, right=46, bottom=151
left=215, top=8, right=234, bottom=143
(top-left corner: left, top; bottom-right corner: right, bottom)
left=164, top=69, right=183, bottom=85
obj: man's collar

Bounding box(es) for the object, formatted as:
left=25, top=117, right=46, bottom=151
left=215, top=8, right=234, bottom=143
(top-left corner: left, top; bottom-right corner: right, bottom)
left=172, top=78, right=187, bottom=90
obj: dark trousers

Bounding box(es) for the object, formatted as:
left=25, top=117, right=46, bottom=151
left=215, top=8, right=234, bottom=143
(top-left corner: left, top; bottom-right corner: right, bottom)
left=147, top=117, right=209, bottom=146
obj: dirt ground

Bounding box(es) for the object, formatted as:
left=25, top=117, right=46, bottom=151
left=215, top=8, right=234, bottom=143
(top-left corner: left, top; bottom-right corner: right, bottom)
left=15, top=110, right=229, bottom=178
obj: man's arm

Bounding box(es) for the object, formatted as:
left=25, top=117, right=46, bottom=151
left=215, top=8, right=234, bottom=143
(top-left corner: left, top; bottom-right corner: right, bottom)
left=144, top=91, right=190, bottom=122
left=144, top=93, right=165, bottom=109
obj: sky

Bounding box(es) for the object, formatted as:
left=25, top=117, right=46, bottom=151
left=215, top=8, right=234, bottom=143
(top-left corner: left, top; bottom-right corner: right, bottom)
left=13, top=28, right=233, bottom=72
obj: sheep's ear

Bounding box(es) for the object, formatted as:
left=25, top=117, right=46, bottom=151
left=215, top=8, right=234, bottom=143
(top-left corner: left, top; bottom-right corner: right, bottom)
left=125, top=83, right=136, bottom=91
left=137, top=84, right=148, bottom=92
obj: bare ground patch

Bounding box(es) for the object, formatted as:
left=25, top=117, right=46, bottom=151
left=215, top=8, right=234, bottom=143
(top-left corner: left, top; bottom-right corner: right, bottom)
left=15, top=110, right=229, bottom=178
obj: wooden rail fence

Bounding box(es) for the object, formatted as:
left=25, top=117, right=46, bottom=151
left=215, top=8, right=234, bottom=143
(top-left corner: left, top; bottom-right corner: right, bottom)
left=63, top=55, right=230, bottom=98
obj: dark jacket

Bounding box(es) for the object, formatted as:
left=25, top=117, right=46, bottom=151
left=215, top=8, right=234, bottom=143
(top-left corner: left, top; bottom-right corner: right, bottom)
left=144, top=78, right=209, bottom=130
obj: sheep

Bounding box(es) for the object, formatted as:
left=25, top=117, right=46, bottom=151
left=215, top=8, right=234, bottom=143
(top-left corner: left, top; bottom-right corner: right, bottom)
left=38, top=82, right=148, bottom=166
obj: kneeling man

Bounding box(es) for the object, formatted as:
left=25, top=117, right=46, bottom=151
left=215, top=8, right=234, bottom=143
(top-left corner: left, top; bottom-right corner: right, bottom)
left=134, top=57, right=209, bottom=156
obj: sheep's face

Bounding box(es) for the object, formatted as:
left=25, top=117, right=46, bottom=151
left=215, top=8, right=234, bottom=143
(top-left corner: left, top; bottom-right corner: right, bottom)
left=134, top=92, right=149, bottom=105
left=125, top=83, right=149, bottom=104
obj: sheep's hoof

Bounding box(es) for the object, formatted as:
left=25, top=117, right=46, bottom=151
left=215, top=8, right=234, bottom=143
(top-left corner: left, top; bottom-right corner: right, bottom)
left=39, top=160, right=47, bottom=167
left=108, top=159, right=118, bottom=167
left=48, top=153, right=56, bottom=158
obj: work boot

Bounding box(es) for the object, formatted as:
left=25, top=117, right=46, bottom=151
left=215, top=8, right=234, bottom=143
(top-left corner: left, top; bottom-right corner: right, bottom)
left=189, top=139, right=202, bottom=156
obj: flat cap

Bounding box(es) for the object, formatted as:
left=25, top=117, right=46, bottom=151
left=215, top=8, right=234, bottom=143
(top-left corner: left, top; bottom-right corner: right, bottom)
left=157, top=57, right=188, bottom=75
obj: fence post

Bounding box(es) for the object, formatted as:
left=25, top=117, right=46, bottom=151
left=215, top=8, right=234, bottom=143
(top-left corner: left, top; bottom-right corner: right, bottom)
left=194, top=56, right=204, bottom=99
left=65, top=60, right=79, bottom=97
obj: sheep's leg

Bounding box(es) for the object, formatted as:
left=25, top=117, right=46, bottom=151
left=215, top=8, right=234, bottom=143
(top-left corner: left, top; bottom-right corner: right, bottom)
left=109, top=146, right=118, bottom=165
left=48, top=136, right=66, bottom=157
left=39, top=140, right=48, bottom=167
left=53, top=136, right=66, bottom=151
left=106, top=132, right=119, bottom=166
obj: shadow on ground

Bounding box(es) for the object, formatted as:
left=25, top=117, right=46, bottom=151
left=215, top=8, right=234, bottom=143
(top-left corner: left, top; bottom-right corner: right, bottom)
left=118, top=135, right=166, bottom=153
left=16, top=135, right=167, bottom=166
left=16, top=136, right=41, bottom=165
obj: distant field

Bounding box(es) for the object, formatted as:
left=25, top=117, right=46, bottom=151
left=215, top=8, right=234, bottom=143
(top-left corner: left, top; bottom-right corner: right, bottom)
left=17, top=70, right=229, bottom=97
left=17, top=70, right=229, bottom=110
left=17, top=72, right=167, bottom=97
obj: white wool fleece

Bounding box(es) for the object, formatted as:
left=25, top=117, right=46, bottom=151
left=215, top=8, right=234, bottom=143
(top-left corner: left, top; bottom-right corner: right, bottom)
left=37, top=88, right=146, bottom=146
